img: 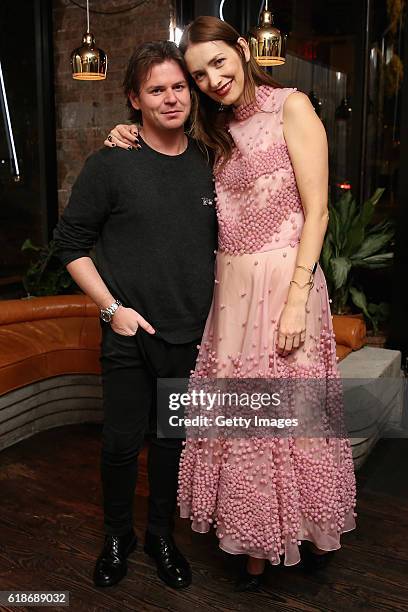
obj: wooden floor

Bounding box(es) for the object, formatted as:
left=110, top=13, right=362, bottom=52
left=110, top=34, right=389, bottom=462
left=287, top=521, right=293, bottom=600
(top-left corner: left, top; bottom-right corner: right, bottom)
left=0, top=424, right=407, bottom=612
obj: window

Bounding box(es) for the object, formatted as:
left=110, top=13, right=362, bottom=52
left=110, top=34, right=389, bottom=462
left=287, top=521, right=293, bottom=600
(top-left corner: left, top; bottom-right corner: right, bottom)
left=0, top=0, right=56, bottom=295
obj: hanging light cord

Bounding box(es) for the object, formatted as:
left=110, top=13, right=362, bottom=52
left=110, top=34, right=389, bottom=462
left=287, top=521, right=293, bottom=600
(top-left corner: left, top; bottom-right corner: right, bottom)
left=86, top=0, right=89, bottom=31
left=68, top=0, right=149, bottom=15
left=259, top=0, right=266, bottom=22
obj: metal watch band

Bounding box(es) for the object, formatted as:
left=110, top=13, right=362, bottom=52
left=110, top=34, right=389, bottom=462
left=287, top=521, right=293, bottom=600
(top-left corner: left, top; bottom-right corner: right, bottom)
left=100, top=299, right=121, bottom=322
left=106, top=299, right=121, bottom=316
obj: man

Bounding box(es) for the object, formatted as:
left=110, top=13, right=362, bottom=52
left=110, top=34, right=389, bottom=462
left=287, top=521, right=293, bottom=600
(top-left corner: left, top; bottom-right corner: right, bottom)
left=54, top=41, right=217, bottom=589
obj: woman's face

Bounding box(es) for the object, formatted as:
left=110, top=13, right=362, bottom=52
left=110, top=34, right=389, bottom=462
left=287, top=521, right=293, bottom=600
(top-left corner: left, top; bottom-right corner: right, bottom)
left=184, top=39, right=250, bottom=107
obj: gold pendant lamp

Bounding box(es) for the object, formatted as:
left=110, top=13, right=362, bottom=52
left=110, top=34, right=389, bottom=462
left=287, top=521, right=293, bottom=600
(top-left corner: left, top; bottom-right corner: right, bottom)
left=248, top=0, right=287, bottom=67
left=71, top=0, right=107, bottom=80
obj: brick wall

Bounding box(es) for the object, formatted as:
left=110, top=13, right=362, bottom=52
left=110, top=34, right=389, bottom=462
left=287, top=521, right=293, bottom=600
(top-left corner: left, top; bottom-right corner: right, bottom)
left=53, top=0, right=171, bottom=212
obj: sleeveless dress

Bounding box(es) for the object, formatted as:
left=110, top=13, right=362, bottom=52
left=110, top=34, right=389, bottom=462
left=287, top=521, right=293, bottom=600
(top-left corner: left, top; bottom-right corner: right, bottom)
left=177, top=86, right=357, bottom=566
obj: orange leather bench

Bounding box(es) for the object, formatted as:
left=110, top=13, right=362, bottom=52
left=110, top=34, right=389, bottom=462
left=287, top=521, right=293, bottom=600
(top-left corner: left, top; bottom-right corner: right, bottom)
left=0, top=295, right=103, bottom=450
left=0, top=295, right=101, bottom=396
left=0, top=295, right=366, bottom=398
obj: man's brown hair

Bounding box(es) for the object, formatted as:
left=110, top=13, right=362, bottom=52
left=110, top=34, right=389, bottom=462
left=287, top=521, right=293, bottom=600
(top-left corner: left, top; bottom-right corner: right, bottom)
left=123, top=40, right=190, bottom=124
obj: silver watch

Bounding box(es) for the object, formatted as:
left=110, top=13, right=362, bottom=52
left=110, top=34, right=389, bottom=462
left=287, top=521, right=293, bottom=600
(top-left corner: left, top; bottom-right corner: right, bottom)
left=100, top=299, right=122, bottom=323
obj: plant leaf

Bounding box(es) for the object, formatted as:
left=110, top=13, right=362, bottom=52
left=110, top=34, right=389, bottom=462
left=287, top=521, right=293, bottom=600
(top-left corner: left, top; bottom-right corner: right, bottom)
left=350, top=230, right=395, bottom=260
left=328, top=206, right=343, bottom=255
left=354, top=252, right=394, bottom=268
left=343, top=189, right=385, bottom=256
left=367, top=302, right=390, bottom=318
left=365, top=218, right=394, bottom=236
left=344, top=195, right=357, bottom=234
left=320, top=235, right=333, bottom=279
left=343, top=216, right=365, bottom=256
left=330, top=257, right=352, bottom=289
left=349, top=286, right=371, bottom=319
left=360, top=188, right=385, bottom=228
left=335, top=191, right=353, bottom=230
left=21, top=238, right=41, bottom=252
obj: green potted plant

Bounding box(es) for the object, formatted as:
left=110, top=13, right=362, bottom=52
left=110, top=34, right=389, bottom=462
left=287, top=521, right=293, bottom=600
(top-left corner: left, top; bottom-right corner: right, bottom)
left=320, top=188, right=394, bottom=333
left=21, top=239, right=77, bottom=297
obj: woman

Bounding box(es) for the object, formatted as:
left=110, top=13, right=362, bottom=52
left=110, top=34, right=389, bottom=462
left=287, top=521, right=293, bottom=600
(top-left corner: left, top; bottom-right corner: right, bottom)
left=104, top=16, right=357, bottom=591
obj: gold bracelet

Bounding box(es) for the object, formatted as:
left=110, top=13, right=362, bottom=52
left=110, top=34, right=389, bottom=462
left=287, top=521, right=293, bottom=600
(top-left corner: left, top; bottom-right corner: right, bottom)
left=296, top=263, right=318, bottom=275
left=290, top=279, right=314, bottom=290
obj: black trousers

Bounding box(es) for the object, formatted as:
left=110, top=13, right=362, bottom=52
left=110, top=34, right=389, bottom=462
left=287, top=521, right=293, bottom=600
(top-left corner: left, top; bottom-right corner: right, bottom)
left=100, top=323, right=199, bottom=537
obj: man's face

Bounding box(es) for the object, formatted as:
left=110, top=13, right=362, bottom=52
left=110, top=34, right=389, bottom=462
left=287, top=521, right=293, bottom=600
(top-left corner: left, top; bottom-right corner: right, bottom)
left=130, top=60, right=191, bottom=132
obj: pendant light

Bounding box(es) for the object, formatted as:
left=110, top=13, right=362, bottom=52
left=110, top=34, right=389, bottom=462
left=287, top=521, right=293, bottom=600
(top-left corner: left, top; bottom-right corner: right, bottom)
left=248, top=0, right=287, bottom=67
left=71, top=0, right=107, bottom=80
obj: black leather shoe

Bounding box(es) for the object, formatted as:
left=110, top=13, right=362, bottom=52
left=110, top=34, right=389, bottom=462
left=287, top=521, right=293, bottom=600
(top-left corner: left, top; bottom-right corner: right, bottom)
left=93, top=529, right=137, bottom=587
left=300, top=544, right=335, bottom=572
left=143, top=531, right=191, bottom=589
left=234, top=567, right=264, bottom=592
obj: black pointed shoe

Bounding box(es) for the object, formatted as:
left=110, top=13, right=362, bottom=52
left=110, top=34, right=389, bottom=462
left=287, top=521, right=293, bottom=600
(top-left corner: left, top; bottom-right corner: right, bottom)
left=93, top=529, right=137, bottom=587
left=234, top=567, right=264, bottom=592
left=143, top=531, right=191, bottom=589
left=300, top=544, right=335, bottom=572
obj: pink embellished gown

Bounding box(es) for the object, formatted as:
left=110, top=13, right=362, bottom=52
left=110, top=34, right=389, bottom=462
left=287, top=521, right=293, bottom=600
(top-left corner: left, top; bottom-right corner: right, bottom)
left=177, top=86, right=357, bottom=566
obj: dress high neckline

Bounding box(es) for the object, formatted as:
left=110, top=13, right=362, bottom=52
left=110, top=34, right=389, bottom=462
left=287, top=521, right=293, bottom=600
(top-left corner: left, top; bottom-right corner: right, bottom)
left=232, top=85, right=272, bottom=121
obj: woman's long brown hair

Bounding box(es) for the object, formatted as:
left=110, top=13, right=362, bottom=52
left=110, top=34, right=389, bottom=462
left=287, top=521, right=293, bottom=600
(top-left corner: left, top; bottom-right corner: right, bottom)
left=179, top=16, right=281, bottom=166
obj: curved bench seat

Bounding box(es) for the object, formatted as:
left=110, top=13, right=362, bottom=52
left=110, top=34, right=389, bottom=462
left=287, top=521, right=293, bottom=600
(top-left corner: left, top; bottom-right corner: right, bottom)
left=0, top=296, right=103, bottom=450
left=0, top=296, right=101, bottom=396
left=0, top=317, right=101, bottom=395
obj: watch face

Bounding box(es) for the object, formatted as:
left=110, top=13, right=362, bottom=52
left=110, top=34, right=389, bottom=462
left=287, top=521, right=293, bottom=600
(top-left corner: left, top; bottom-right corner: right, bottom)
left=101, top=310, right=111, bottom=322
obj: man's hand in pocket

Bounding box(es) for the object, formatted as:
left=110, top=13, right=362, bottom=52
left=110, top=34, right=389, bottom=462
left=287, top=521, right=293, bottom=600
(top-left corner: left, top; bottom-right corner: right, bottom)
left=111, top=305, right=155, bottom=336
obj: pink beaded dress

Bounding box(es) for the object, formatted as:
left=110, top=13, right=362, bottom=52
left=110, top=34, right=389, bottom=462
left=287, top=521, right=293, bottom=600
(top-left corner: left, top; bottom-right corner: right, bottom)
left=177, top=86, right=357, bottom=566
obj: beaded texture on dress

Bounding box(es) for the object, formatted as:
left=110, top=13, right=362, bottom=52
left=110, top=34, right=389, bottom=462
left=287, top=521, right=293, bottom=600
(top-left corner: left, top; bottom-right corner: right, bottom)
left=177, top=86, right=357, bottom=566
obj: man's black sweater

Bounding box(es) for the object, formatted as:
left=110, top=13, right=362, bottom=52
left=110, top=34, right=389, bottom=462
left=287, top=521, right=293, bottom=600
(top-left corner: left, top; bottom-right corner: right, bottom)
left=54, top=137, right=217, bottom=343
